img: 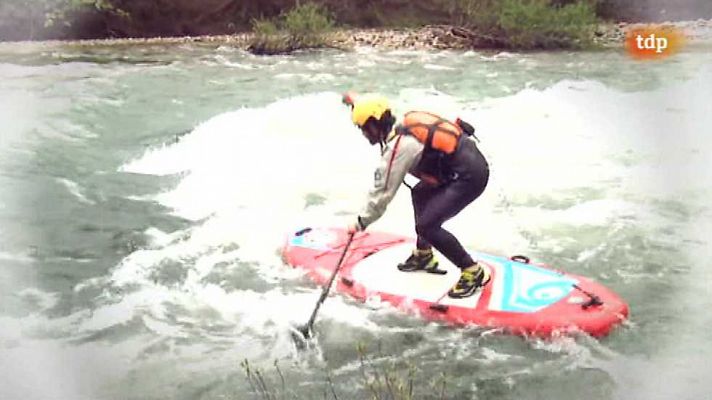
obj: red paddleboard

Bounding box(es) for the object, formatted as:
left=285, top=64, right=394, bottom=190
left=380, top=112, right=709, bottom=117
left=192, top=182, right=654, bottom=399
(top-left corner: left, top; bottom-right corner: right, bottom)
left=283, top=227, right=628, bottom=337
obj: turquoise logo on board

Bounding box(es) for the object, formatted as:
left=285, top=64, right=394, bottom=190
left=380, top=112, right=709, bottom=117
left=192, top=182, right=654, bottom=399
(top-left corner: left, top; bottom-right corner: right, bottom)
left=289, top=229, right=333, bottom=250
left=479, top=254, right=576, bottom=313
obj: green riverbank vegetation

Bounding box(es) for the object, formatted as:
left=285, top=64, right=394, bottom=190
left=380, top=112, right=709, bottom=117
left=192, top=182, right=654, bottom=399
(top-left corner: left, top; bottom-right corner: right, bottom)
left=248, top=3, right=335, bottom=55
left=247, top=0, right=599, bottom=53
left=3, top=0, right=712, bottom=48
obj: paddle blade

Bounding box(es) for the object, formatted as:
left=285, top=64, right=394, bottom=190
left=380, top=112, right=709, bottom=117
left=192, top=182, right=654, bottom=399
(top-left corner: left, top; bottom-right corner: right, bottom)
left=290, top=324, right=311, bottom=350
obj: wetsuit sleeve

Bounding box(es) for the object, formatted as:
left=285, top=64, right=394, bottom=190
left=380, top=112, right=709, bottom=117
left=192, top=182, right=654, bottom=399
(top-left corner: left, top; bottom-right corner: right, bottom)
left=358, top=136, right=422, bottom=228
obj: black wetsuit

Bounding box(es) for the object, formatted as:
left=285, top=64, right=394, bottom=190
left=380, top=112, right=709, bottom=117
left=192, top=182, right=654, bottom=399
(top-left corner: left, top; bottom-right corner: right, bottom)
left=412, top=137, right=489, bottom=269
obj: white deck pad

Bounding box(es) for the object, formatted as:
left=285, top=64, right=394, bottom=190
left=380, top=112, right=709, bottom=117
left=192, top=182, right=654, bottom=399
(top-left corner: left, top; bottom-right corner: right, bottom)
left=350, top=243, right=489, bottom=309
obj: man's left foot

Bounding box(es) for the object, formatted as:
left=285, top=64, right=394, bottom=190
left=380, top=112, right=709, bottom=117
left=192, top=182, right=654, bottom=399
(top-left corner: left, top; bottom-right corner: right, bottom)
left=448, top=263, right=491, bottom=298
left=397, top=249, right=438, bottom=272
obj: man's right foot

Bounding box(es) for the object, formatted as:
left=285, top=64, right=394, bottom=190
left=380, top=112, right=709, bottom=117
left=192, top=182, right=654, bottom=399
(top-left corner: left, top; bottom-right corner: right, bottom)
left=397, top=250, right=443, bottom=273
left=448, top=263, right=491, bottom=298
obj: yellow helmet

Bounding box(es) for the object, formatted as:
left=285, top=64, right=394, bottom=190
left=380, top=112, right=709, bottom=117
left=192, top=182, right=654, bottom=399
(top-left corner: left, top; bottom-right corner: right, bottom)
left=349, top=94, right=391, bottom=128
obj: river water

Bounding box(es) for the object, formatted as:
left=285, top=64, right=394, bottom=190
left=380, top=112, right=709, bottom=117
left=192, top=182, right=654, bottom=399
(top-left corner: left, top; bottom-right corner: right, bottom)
left=1, top=41, right=711, bottom=400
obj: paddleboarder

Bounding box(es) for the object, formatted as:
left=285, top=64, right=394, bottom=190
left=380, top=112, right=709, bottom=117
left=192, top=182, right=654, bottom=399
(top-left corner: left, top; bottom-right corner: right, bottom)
left=344, top=93, right=491, bottom=298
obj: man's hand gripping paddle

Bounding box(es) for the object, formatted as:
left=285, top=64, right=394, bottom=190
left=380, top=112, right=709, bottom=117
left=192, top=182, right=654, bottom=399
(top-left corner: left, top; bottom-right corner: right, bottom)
left=292, top=231, right=356, bottom=347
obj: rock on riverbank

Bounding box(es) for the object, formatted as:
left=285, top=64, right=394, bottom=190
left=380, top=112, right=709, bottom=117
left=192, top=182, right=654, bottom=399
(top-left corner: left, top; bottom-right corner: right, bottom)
left=594, top=18, right=712, bottom=46
left=4, top=20, right=711, bottom=51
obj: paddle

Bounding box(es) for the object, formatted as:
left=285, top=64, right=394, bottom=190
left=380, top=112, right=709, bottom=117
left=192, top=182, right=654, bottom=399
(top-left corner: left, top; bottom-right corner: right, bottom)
left=293, top=231, right=356, bottom=342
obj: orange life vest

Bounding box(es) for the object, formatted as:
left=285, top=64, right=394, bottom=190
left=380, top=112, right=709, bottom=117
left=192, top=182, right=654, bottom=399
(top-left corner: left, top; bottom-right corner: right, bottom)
left=396, top=111, right=464, bottom=154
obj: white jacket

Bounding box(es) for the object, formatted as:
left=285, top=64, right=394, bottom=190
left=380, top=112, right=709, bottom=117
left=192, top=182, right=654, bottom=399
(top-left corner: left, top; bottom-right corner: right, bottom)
left=358, top=132, right=424, bottom=228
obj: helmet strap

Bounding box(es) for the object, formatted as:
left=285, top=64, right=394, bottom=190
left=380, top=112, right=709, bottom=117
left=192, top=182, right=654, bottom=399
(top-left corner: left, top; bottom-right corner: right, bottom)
left=363, top=111, right=395, bottom=148
left=379, top=111, right=396, bottom=136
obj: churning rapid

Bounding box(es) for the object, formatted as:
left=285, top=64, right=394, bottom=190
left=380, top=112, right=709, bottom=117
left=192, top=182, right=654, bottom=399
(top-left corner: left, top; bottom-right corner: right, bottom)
left=1, top=42, right=711, bottom=399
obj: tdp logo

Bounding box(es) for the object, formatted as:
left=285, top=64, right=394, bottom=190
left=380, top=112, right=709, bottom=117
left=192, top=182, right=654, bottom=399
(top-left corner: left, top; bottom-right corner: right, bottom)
left=636, top=33, right=668, bottom=53
left=626, top=25, right=685, bottom=60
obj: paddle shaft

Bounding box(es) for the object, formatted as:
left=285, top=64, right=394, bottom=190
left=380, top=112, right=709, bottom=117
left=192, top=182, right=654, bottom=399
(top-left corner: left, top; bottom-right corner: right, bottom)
left=302, top=232, right=356, bottom=335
